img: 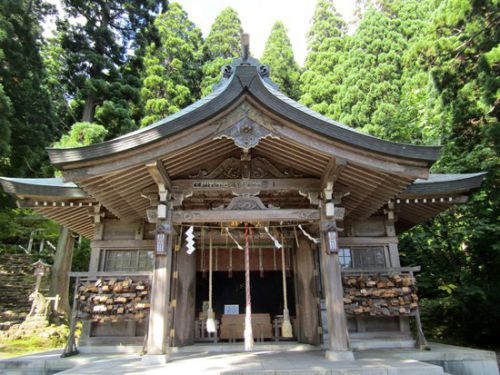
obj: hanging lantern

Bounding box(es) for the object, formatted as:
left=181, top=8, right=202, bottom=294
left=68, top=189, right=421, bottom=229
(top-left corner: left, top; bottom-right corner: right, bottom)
left=155, top=223, right=171, bottom=255
left=327, top=230, right=338, bottom=253
left=322, top=221, right=338, bottom=254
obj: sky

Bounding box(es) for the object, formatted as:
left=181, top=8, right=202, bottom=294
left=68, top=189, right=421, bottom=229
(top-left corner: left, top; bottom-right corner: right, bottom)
left=175, top=0, right=356, bottom=65
left=43, top=0, right=357, bottom=66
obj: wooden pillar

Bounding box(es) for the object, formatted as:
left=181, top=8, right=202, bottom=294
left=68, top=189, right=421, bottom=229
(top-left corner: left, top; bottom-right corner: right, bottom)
left=173, top=240, right=196, bottom=346
left=385, top=203, right=400, bottom=268
left=385, top=203, right=409, bottom=333
left=319, top=189, right=354, bottom=361
left=143, top=189, right=174, bottom=364
left=49, top=227, right=74, bottom=318
left=295, top=238, right=320, bottom=345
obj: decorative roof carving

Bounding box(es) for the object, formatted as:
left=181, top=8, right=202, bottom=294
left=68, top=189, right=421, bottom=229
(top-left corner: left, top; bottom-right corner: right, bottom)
left=258, top=64, right=270, bottom=78
left=212, top=102, right=280, bottom=135
left=215, top=117, right=278, bottom=150
left=251, top=157, right=302, bottom=178
left=189, top=157, right=241, bottom=179
left=221, top=64, right=234, bottom=78
left=225, top=195, right=269, bottom=211
left=188, top=156, right=303, bottom=180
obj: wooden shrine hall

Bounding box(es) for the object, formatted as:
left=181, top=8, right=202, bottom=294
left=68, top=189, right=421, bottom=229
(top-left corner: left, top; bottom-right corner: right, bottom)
left=0, top=40, right=486, bottom=363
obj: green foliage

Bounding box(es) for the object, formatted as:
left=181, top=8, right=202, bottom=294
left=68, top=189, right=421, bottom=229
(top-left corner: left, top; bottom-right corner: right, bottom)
left=141, top=2, right=203, bottom=127
left=333, top=8, right=407, bottom=140
left=398, top=0, right=500, bottom=347
left=0, top=0, right=59, bottom=177
left=261, top=21, right=301, bottom=100
left=401, top=183, right=500, bottom=346
left=0, top=208, right=59, bottom=247
left=53, top=122, right=108, bottom=148
left=0, top=324, right=69, bottom=358
left=299, top=0, right=347, bottom=116
left=71, top=238, right=91, bottom=273
left=55, top=0, right=165, bottom=138
left=200, top=7, right=242, bottom=96
left=0, top=84, right=12, bottom=171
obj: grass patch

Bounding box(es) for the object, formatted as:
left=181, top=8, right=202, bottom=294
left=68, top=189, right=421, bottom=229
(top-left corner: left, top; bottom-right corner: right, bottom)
left=0, top=336, right=63, bottom=358
left=0, top=324, right=70, bottom=359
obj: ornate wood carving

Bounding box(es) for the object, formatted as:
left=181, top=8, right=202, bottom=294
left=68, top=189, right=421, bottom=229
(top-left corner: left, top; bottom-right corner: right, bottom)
left=215, top=117, right=278, bottom=150
left=188, top=156, right=303, bottom=180
left=251, top=157, right=302, bottom=178
left=189, top=157, right=240, bottom=179
left=172, top=178, right=320, bottom=194
left=212, top=102, right=277, bottom=135
left=172, top=208, right=323, bottom=223
left=225, top=195, right=268, bottom=211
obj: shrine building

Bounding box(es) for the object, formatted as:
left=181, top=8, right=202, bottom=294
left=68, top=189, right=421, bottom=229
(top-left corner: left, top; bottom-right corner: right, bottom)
left=0, top=45, right=485, bottom=363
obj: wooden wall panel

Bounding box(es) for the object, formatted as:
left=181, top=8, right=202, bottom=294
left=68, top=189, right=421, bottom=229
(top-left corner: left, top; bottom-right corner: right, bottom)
left=295, top=238, right=320, bottom=345
left=173, top=245, right=196, bottom=347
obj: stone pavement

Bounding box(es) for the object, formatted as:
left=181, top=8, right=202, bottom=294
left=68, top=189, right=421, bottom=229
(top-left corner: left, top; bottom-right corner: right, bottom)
left=56, top=350, right=443, bottom=375
left=1, top=343, right=498, bottom=375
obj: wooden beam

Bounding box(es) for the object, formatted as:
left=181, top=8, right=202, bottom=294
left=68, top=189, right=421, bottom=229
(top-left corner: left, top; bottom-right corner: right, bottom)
left=338, top=237, right=398, bottom=246
left=146, top=160, right=172, bottom=191
left=171, top=208, right=340, bottom=223
left=69, top=271, right=151, bottom=278
left=320, top=158, right=347, bottom=189
left=91, top=240, right=155, bottom=249
left=171, top=178, right=320, bottom=193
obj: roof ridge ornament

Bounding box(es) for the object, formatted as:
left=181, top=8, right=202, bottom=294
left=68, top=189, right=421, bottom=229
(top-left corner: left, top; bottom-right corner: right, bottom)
left=241, top=33, right=250, bottom=62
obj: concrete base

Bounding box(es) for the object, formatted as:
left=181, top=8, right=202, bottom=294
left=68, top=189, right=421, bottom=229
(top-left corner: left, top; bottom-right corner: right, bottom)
left=351, top=338, right=415, bottom=350
left=325, top=350, right=355, bottom=361
left=141, top=354, right=169, bottom=365
left=392, top=342, right=500, bottom=375
left=172, top=342, right=318, bottom=354
left=0, top=343, right=497, bottom=375
left=356, top=343, right=499, bottom=375
left=78, top=345, right=143, bottom=354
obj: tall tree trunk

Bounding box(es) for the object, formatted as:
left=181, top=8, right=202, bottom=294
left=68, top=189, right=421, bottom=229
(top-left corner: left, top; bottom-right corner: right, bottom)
left=82, top=96, right=95, bottom=123
left=49, top=227, right=74, bottom=319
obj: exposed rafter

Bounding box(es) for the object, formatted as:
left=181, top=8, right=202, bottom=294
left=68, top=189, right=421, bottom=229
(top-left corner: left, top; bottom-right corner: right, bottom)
left=320, top=157, right=347, bottom=190
left=146, top=160, right=172, bottom=191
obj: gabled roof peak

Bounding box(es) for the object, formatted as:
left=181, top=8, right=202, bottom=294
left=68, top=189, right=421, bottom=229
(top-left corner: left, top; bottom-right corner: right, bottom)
left=213, top=56, right=277, bottom=92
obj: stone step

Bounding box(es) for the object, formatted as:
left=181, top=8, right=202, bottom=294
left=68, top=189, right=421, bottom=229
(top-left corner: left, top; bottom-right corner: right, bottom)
left=350, top=338, right=416, bottom=350
left=0, top=350, right=446, bottom=375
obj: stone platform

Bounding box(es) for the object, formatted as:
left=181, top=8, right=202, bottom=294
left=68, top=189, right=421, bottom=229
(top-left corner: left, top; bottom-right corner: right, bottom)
left=0, top=343, right=497, bottom=375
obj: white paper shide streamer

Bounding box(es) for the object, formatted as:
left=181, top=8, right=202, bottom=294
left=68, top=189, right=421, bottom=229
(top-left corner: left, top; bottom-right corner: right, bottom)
left=185, top=226, right=196, bottom=254
left=298, top=224, right=320, bottom=244
left=264, top=227, right=282, bottom=249
left=225, top=227, right=243, bottom=250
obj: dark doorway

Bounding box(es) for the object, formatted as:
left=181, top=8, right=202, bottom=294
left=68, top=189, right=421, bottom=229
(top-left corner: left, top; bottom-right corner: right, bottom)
left=195, top=271, right=295, bottom=320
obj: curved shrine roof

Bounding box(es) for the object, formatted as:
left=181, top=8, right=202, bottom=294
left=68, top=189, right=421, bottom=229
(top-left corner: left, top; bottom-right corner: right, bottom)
left=47, top=58, right=441, bottom=168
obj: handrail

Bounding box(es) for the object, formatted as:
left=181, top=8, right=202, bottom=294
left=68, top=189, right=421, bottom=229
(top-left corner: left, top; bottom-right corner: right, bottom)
left=69, top=271, right=152, bottom=278
left=341, top=266, right=420, bottom=274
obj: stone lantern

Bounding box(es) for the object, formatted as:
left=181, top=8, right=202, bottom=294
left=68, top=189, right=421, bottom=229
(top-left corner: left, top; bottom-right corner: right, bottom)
left=32, top=259, right=51, bottom=295
left=27, top=259, right=52, bottom=319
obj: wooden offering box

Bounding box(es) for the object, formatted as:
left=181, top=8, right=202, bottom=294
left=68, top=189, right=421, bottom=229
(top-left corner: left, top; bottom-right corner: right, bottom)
left=220, top=313, right=273, bottom=341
